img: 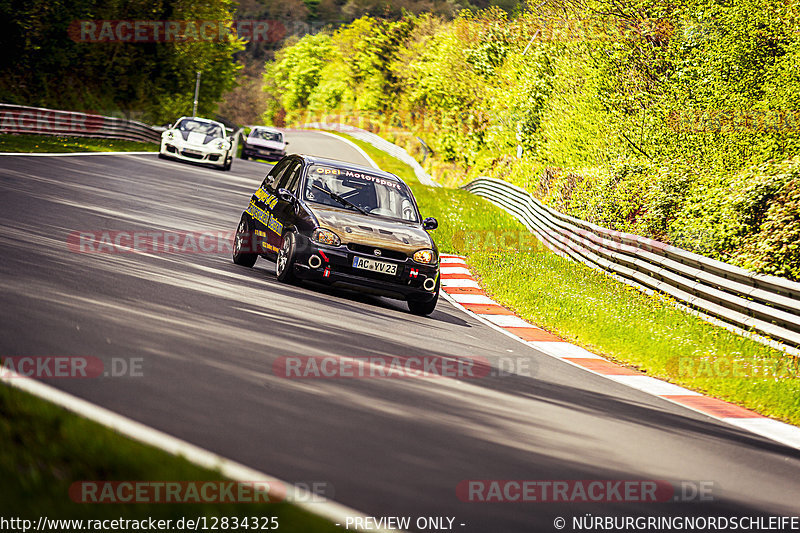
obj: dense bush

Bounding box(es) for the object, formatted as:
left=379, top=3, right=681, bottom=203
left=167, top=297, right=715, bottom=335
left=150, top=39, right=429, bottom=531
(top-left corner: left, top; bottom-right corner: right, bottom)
left=265, top=0, right=800, bottom=279
left=0, top=0, right=244, bottom=123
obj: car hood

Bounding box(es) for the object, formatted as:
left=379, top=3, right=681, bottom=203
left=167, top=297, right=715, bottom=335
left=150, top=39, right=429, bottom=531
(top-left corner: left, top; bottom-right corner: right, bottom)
left=309, top=205, right=433, bottom=254
left=174, top=130, right=222, bottom=146
left=247, top=138, right=285, bottom=150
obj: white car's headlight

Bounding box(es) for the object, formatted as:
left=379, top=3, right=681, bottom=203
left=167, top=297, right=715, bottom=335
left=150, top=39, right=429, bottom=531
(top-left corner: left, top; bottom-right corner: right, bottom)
left=163, top=131, right=174, bottom=139
left=216, top=140, right=230, bottom=150
left=312, top=229, right=341, bottom=247
left=413, top=249, right=435, bottom=264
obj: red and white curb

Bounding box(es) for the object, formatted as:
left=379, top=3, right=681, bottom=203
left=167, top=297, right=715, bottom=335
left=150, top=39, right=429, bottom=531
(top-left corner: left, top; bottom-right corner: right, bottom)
left=438, top=254, right=800, bottom=451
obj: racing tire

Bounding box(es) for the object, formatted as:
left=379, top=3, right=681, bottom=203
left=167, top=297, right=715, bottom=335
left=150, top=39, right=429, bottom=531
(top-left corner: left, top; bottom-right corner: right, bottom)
left=276, top=231, right=298, bottom=284
left=221, top=155, right=232, bottom=171
left=407, top=278, right=439, bottom=316
left=232, top=215, right=258, bottom=267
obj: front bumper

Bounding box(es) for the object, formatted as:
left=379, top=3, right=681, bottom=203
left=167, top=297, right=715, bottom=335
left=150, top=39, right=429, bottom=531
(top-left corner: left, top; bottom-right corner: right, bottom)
left=161, top=141, right=227, bottom=167
left=242, top=145, right=285, bottom=161
left=290, top=235, right=439, bottom=302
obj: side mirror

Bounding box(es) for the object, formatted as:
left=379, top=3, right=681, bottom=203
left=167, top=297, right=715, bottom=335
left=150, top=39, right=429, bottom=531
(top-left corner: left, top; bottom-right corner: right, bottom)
left=277, top=188, right=295, bottom=203
left=284, top=141, right=290, bottom=145
left=423, top=217, right=438, bottom=230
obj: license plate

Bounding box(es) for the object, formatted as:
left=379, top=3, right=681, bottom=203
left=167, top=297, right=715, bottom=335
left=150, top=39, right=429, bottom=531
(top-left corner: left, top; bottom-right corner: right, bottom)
left=352, top=256, right=397, bottom=275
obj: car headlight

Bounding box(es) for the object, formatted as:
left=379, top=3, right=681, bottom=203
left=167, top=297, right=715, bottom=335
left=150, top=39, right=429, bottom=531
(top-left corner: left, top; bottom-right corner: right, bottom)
left=312, top=228, right=341, bottom=247
left=413, top=249, right=435, bottom=264
left=216, top=140, right=229, bottom=150
left=163, top=131, right=174, bottom=139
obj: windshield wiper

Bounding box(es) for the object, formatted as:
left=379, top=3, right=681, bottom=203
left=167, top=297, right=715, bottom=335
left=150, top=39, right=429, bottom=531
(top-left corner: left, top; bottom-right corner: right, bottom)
left=312, top=184, right=370, bottom=216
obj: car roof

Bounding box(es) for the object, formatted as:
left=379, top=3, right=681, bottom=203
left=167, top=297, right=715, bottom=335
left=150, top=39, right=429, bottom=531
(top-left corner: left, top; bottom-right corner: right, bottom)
left=176, top=116, right=224, bottom=127
left=298, top=154, right=403, bottom=183
left=249, top=126, right=281, bottom=133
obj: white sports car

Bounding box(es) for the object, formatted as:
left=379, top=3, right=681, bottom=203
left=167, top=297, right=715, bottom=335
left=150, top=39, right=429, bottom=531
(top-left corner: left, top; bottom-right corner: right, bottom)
left=159, top=116, right=234, bottom=171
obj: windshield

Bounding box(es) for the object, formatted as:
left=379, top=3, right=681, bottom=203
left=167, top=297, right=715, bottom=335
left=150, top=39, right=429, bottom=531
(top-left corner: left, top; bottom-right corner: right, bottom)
left=304, top=165, right=419, bottom=222
left=176, top=119, right=224, bottom=138
left=252, top=129, right=282, bottom=142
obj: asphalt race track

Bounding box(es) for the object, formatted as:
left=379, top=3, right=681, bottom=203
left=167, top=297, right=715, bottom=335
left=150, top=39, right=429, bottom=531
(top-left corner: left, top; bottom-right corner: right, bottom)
left=1, top=130, right=799, bottom=532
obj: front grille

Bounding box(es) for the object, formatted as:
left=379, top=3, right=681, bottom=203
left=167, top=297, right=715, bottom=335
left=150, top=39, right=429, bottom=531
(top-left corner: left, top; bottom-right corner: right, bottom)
left=181, top=150, right=204, bottom=160
left=347, top=243, right=407, bottom=261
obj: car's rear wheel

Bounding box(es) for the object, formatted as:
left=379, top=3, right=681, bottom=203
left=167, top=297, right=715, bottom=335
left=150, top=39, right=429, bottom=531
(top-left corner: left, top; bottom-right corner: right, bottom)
left=276, top=231, right=298, bottom=283
left=232, top=215, right=257, bottom=267
left=408, top=278, right=439, bottom=316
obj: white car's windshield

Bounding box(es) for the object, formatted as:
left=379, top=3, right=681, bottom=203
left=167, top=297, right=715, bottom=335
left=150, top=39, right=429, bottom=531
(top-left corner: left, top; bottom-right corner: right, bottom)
left=176, top=119, right=224, bottom=138
left=252, top=129, right=282, bottom=142
left=304, top=165, right=419, bottom=222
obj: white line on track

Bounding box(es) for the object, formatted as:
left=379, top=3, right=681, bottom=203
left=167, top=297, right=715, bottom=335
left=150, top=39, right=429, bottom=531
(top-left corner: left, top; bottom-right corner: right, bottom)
left=0, top=370, right=402, bottom=532
left=438, top=256, right=800, bottom=451
left=309, top=131, right=379, bottom=170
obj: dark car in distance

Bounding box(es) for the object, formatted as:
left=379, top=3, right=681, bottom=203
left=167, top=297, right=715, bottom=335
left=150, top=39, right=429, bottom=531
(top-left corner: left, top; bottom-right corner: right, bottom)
left=232, top=154, right=440, bottom=315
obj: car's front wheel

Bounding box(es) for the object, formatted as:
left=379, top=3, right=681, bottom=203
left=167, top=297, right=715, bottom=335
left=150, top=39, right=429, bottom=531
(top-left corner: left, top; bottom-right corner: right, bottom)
left=232, top=215, right=257, bottom=267
left=408, top=278, right=439, bottom=316
left=276, top=232, right=298, bottom=283
left=221, top=154, right=232, bottom=171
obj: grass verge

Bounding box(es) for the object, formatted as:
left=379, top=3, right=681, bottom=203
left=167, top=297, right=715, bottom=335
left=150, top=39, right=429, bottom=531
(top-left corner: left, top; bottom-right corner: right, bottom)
left=336, top=131, right=800, bottom=427
left=0, top=383, right=343, bottom=530
left=0, top=134, right=158, bottom=153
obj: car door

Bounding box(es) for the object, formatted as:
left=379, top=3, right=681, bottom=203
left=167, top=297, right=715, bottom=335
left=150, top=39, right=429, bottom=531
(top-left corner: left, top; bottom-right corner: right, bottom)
left=265, top=158, right=304, bottom=251
left=246, top=158, right=292, bottom=254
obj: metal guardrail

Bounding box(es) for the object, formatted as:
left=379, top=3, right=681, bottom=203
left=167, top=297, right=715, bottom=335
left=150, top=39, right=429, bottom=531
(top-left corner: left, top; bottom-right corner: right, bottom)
left=464, top=177, right=800, bottom=355
left=0, top=104, right=161, bottom=144
left=301, top=122, right=440, bottom=187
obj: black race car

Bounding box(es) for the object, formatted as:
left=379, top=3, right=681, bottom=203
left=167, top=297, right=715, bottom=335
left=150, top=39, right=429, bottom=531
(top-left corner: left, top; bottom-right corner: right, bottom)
left=232, top=154, right=440, bottom=315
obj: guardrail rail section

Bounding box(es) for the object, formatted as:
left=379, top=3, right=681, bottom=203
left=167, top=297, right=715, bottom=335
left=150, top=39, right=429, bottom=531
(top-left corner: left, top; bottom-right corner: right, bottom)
left=0, top=103, right=162, bottom=143
left=463, top=177, right=800, bottom=355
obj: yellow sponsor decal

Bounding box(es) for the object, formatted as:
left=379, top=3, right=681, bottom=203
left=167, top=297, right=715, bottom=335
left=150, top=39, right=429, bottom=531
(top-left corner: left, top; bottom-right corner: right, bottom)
left=267, top=217, right=283, bottom=235
left=255, top=187, right=279, bottom=208
left=246, top=202, right=270, bottom=225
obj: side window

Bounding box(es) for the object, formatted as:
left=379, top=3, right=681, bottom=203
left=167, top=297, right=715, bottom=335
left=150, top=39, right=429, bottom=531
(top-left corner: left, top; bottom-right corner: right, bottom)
left=275, top=161, right=301, bottom=191
left=262, top=159, right=291, bottom=189
left=283, top=163, right=303, bottom=194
